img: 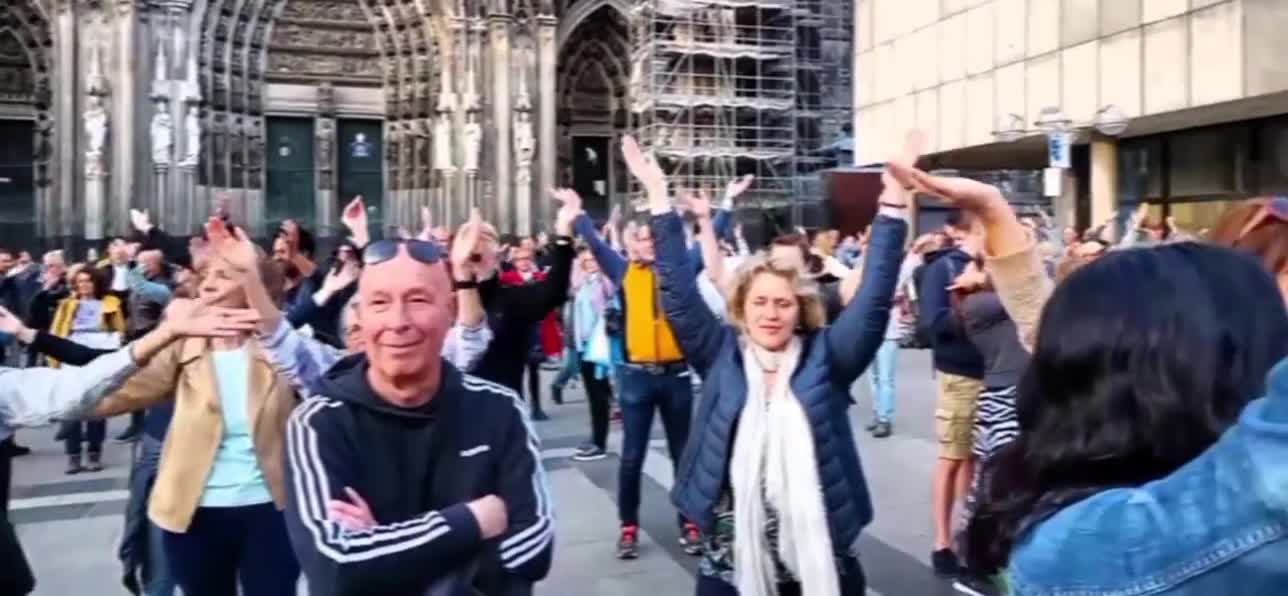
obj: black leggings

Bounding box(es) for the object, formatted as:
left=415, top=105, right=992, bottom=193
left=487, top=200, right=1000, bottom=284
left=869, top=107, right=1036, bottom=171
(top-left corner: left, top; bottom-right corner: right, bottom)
left=580, top=361, right=613, bottom=449
left=525, top=362, right=544, bottom=412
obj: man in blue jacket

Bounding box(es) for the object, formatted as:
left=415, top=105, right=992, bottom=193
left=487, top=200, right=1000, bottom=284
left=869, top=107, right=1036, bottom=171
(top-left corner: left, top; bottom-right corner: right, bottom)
left=283, top=231, right=553, bottom=595
left=917, top=211, right=986, bottom=577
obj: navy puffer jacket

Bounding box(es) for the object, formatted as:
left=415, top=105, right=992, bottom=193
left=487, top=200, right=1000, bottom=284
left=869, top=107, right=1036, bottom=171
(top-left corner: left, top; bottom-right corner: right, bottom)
left=653, top=210, right=908, bottom=557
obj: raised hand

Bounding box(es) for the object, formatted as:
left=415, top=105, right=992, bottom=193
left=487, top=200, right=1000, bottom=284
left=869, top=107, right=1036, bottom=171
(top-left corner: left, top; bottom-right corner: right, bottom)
left=204, top=217, right=259, bottom=274
left=886, top=162, right=1008, bottom=217
left=161, top=298, right=261, bottom=338
left=130, top=209, right=153, bottom=233
left=620, top=136, right=667, bottom=198
left=550, top=187, right=583, bottom=236
left=321, top=261, right=360, bottom=295
left=881, top=129, right=928, bottom=205
left=341, top=196, right=370, bottom=248
left=451, top=208, right=485, bottom=279
left=328, top=487, right=376, bottom=531
left=725, top=174, right=754, bottom=200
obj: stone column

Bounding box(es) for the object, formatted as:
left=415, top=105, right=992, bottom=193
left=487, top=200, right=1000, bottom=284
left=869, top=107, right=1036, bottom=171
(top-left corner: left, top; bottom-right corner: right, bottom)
left=535, top=14, right=557, bottom=235
left=1090, top=134, right=1119, bottom=238
left=111, top=0, right=141, bottom=237
left=489, top=14, right=513, bottom=230
left=315, top=83, right=337, bottom=236
left=53, top=1, right=77, bottom=240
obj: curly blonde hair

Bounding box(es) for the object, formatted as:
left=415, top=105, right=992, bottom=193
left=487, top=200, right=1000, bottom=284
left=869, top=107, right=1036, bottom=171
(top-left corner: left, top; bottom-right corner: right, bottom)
left=725, top=253, right=828, bottom=335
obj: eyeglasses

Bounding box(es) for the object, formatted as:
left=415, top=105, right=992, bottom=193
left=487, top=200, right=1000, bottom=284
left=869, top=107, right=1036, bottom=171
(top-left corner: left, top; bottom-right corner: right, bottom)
left=362, top=238, right=444, bottom=266
left=1237, top=197, right=1288, bottom=241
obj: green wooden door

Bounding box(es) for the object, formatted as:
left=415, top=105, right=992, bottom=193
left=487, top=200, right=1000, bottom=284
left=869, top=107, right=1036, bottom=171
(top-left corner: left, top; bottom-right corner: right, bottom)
left=337, top=119, right=384, bottom=238
left=0, top=120, right=35, bottom=249
left=266, top=117, right=316, bottom=230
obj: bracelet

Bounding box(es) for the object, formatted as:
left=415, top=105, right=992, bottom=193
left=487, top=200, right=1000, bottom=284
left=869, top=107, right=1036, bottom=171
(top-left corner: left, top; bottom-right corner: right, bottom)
left=879, top=201, right=909, bottom=209
left=453, top=279, right=479, bottom=290
left=554, top=235, right=573, bottom=246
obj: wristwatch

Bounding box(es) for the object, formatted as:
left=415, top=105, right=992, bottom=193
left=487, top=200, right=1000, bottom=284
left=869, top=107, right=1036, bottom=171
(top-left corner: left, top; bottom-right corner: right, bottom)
left=453, top=277, right=479, bottom=291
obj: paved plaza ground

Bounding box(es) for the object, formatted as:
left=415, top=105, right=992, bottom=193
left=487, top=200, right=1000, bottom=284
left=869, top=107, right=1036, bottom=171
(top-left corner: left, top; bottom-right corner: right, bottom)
left=12, top=349, right=959, bottom=596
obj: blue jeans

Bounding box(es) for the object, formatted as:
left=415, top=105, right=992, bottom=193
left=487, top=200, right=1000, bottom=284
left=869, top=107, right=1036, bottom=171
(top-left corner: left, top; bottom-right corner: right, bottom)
left=617, top=364, right=694, bottom=526
left=122, top=435, right=176, bottom=595
left=552, top=348, right=581, bottom=389
left=163, top=503, right=299, bottom=596
left=867, top=339, right=899, bottom=422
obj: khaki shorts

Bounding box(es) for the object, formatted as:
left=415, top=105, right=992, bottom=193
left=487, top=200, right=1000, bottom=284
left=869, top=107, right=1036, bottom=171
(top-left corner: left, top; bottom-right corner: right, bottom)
left=935, top=372, right=983, bottom=461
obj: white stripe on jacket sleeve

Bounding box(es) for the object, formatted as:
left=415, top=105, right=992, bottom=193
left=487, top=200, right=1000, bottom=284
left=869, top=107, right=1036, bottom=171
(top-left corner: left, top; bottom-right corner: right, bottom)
left=287, top=397, right=457, bottom=563
left=462, top=376, right=554, bottom=568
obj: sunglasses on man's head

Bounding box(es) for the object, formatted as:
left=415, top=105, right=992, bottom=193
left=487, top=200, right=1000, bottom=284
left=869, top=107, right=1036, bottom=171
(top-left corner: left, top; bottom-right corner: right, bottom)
left=362, top=238, right=444, bottom=266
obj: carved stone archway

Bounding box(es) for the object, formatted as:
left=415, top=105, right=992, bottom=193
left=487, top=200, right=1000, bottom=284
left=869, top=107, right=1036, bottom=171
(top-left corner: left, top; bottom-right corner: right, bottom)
left=0, top=0, right=54, bottom=240
left=555, top=3, right=628, bottom=217
left=195, top=0, right=444, bottom=232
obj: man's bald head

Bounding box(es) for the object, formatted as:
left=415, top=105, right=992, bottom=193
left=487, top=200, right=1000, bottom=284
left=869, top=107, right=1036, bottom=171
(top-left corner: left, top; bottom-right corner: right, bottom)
left=356, top=246, right=455, bottom=407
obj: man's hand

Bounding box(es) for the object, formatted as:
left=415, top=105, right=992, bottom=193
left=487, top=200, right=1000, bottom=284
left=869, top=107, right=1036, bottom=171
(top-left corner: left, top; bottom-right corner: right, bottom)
left=880, top=129, right=928, bottom=207
left=466, top=495, right=509, bottom=540
left=204, top=217, right=259, bottom=275
left=328, top=487, right=376, bottom=531
left=451, top=208, right=485, bottom=281
left=550, top=187, right=582, bottom=237
left=159, top=298, right=261, bottom=339
left=620, top=136, right=667, bottom=203
left=129, top=209, right=153, bottom=234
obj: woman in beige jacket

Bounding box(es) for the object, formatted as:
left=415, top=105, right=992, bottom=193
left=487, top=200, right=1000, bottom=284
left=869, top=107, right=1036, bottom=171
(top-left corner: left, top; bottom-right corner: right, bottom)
left=92, top=220, right=299, bottom=596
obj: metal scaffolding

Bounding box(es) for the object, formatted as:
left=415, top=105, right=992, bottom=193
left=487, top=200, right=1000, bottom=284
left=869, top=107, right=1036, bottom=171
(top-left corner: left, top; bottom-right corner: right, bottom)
left=628, top=0, right=799, bottom=212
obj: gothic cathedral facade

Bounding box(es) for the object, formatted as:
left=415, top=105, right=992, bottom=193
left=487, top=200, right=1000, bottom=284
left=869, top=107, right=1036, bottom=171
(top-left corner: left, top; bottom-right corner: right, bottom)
left=0, top=0, right=853, bottom=248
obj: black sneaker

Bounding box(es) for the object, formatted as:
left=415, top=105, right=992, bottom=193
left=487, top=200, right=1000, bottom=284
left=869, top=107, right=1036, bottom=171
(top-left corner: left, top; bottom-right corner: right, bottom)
left=932, top=548, right=961, bottom=577
left=572, top=446, right=607, bottom=461
left=953, top=575, right=1001, bottom=596
left=872, top=421, right=893, bottom=438
left=864, top=419, right=880, bottom=432
left=114, top=425, right=142, bottom=443
left=4, top=442, right=30, bottom=457
left=679, top=522, right=702, bottom=555
left=531, top=410, right=550, bottom=422
left=617, top=525, right=639, bottom=559
left=551, top=385, right=564, bottom=405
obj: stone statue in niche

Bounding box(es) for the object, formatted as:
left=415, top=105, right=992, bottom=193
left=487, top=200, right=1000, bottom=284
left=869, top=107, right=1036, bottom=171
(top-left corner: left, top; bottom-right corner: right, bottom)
left=150, top=100, right=173, bottom=165
left=414, top=120, right=430, bottom=177
left=228, top=116, right=244, bottom=179
left=462, top=116, right=481, bottom=172
left=514, top=110, right=534, bottom=185
left=180, top=104, right=201, bottom=166
left=317, top=82, right=335, bottom=116
left=433, top=104, right=454, bottom=171
left=84, top=94, right=109, bottom=179
left=246, top=119, right=264, bottom=176
left=385, top=122, right=401, bottom=191
left=317, top=119, right=334, bottom=169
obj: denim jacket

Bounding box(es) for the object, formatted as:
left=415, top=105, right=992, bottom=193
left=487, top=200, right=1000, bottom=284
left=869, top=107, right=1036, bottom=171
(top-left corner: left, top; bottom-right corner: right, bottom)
left=1008, top=357, right=1288, bottom=595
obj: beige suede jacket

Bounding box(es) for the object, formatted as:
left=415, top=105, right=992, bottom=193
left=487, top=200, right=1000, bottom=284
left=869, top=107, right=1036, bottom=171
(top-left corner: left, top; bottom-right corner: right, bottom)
left=984, top=241, right=1054, bottom=354
left=92, top=338, right=296, bottom=533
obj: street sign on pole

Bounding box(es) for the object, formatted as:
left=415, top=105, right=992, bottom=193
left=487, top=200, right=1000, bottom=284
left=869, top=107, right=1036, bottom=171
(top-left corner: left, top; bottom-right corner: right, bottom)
left=1048, top=131, right=1073, bottom=169
left=1043, top=167, right=1063, bottom=197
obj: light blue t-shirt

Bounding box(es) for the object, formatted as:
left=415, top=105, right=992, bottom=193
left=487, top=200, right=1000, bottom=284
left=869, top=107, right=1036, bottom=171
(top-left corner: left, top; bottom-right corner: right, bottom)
left=200, top=347, right=273, bottom=507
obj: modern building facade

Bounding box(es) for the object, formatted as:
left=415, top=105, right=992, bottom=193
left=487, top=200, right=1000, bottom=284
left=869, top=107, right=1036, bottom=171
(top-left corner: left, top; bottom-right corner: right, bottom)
left=852, top=0, right=1288, bottom=232
left=0, top=0, right=851, bottom=250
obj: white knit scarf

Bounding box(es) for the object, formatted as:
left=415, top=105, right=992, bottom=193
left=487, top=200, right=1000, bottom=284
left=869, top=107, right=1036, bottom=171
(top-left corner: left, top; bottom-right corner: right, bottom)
left=730, top=336, right=840, bottom=596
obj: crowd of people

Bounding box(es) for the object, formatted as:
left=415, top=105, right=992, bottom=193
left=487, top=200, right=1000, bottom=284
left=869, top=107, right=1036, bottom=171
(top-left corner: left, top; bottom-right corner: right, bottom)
left=0, top=128, right=1285, bottom=596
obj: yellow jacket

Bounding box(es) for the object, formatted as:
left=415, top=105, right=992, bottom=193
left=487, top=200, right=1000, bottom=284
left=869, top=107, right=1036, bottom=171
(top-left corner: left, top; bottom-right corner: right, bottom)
left=91, top=338, right=297, bottom=533
left=48, top=294, right=127, bottom=367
